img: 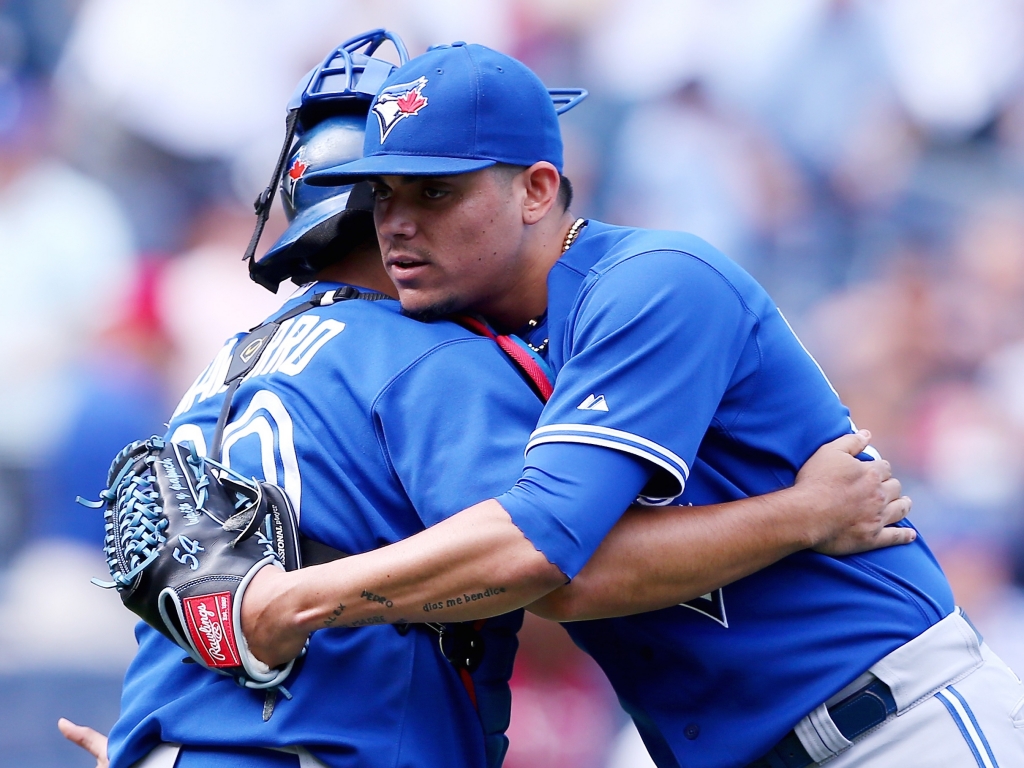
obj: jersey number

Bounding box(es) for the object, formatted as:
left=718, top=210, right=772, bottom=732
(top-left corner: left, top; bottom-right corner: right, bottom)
left=169, top=389, right=302, bottom=519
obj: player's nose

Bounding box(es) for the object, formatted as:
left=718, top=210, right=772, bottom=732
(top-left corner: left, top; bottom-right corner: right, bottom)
left=374, top=199, right=417, bottom=241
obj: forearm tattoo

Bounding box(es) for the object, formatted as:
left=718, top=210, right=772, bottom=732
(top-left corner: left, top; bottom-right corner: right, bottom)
left=361, top=589, right=394, bottom=608
left=323, top=602, right=345, bottom=627
left=422, top=586, right=507, bottom=613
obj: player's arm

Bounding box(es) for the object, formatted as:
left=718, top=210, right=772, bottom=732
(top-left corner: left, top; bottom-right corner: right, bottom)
left=243, top=253, right=917, bottom=667
left=242, top=429, right=909, bottom=667
left=527, top=430, right=913, bottom=622
left=240, top=335, right=571, bottom=663
left=243, top=498, right=560, bottom=665
left=242, top=254, right=910, bottom=666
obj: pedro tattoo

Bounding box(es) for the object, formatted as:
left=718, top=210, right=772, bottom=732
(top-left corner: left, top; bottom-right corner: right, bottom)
left=361, top=589, right=394, bottom=608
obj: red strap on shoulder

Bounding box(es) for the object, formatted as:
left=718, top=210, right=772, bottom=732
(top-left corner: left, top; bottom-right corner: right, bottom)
left=454, top=315, right=496, bottom=340
left=452, top=315, right=553, bottom=402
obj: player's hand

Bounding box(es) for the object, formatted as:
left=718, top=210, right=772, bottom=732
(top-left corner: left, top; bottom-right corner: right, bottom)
left=796, top=430, right=916, bottom=556
left=58, top=718, right=109, bottom=768
left=241, top=565, right=311, bottom=669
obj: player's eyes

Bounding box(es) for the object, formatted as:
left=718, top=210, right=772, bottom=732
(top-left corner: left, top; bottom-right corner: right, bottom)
left=370, top=185, right=392, bottom=201
left=422, top=186, right=448, bottom=200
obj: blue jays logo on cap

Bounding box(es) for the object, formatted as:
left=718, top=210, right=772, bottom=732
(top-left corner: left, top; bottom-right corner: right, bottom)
left=305, top=44, right=588, bottom=183
left=372, top=76, right=429, bottom=143
left=283, top=148, right=309, bottom=208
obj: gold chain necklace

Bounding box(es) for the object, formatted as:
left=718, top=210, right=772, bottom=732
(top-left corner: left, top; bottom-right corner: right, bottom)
left=525, top=316, right=548, bottom=355
left=527, top=219, right=587, bottom=356
left=562, top=217, right=587, bottom=252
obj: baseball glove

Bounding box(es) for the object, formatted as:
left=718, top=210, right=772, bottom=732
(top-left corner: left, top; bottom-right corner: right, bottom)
left=78, top=436, right=303, bottom=689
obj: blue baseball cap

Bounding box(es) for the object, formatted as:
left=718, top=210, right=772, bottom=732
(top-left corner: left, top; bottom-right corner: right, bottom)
left=306, top=42, right=564, bottom=183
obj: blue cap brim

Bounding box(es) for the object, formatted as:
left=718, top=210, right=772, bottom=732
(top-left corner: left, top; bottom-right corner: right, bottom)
left=306, top=154, right=496, bottom=185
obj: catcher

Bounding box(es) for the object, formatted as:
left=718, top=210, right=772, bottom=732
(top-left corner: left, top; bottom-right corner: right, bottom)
left=65, top=31, right=908, bottom=768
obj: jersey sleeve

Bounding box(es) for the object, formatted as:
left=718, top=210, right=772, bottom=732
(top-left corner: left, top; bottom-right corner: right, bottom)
left=534, top=249, right=758, bottom=505
left=496, top=440, right=653, bottom=579
left=372, top=336, right=545, bottom=528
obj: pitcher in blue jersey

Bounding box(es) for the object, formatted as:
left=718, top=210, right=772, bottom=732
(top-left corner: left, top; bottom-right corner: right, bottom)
left=245, top=43, right=1024, bottom=768
left=60, top=33, right=908, bottom=768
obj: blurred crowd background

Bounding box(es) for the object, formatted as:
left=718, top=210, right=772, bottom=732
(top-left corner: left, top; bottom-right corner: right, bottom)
left=3, top=0, right=1024, bottom=765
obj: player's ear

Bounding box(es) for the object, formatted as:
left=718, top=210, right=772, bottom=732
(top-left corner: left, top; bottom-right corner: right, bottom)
left=520, top=162, right=561, bottom=225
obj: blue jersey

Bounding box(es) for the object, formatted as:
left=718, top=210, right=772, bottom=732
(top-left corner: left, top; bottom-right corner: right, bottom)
left=519, top=221, right=955, bottom=768
left=108, top=283, right=543, bottom=768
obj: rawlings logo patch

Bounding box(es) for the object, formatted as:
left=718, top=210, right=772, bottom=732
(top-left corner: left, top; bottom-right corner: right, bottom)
left=372, top=76, right=429, bottom=142
left=183, top=592, right=240, bottom=668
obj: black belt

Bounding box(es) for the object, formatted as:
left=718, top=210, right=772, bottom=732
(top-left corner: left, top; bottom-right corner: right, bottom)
left=745, top=679, right=897, bottom=768
left=747, top=610, right=983, bottom=768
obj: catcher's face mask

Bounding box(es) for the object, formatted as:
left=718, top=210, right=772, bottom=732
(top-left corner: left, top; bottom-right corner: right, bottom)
left=247, top=29, right=409, bottom=292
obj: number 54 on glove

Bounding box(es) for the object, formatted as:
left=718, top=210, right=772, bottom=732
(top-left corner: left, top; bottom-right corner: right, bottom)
left=78, top=437, right=304, bottom=690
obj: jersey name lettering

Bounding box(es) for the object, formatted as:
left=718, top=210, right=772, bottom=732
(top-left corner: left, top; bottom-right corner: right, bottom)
left=172, top=341, right=236, bottom=418
left=171, top=315, right=345, bottom=418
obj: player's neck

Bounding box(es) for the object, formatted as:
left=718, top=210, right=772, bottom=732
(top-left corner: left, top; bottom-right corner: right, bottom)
left=480, top=210, right=575, bottom=332
left=315, top=241, right=397, bottom=298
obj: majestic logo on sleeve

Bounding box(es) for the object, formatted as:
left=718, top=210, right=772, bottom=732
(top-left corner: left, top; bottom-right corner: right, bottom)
left=577, top=394, right=609, bottom=412
left=372, top=77, right=429, bottom=142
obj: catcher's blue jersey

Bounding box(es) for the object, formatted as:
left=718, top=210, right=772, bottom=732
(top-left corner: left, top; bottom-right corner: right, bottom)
left=108, top=283, right=543, bottom=768
left=512, top=221, right=956, bottom=768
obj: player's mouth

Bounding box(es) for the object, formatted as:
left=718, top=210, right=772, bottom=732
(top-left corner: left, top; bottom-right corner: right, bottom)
left=386, top=254, right=432, bottom=282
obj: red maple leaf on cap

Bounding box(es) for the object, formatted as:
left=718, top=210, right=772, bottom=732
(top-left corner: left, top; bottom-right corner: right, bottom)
left=396, top=89, right=428, bottom=116
left=287, top=158, right=309, bottom=181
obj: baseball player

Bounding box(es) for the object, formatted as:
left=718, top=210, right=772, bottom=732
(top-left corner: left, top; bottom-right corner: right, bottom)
left=63, top=33, right=907, bottom=768
left=241, top=43, right=1024, bottom=768
left=83, top=32, right=541, bottom=768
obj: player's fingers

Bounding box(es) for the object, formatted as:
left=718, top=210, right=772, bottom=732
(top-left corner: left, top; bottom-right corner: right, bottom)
left=830, top=429, right=871, bottom=457
left=875, top=459, right=892, bottom=483
left=874, top=524, right=917, bottom=549
left=57, top=718, right=102, bottom=753
left=57, top=718, right=108, bottom=762
left=882, top=496, right=912, bottom=527
left=880, top=476, right=902, bottom=505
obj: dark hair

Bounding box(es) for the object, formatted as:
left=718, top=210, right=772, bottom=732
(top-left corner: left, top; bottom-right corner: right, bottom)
left=494, top=164, right=573, bottom=212
left=557, top=173, right=573, bottom=211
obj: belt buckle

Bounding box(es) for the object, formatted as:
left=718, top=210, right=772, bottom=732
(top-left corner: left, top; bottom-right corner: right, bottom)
left=829, top=679, right=897, bottom=742
left=748, top=679, right=897, bottom=768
